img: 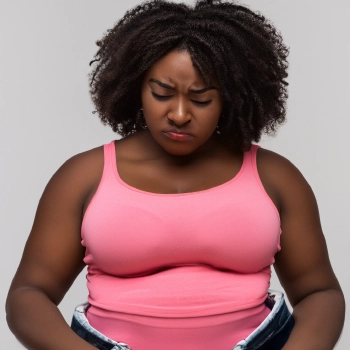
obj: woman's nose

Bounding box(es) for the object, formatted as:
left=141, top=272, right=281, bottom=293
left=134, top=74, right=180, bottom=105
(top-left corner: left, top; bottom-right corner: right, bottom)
left=166, top=100, right=192, bottom=126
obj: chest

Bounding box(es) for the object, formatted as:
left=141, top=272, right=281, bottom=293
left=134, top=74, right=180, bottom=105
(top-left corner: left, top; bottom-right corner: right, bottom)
left=82, top=168, right=281, bottom=277
left=116, top=154, right=243, bottom=194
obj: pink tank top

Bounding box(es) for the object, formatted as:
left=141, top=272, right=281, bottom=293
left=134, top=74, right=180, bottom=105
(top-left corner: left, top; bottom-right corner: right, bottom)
left=81, top=140, right=281, bottom=349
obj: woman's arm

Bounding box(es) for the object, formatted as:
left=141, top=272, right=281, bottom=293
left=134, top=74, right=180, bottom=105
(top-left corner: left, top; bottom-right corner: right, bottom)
left=257, top=149, right=345, bottom=350
left=6, top=147, right=104, bottom=350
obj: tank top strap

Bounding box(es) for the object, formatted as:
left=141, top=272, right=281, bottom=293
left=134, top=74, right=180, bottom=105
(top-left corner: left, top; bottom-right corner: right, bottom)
left=102, top=140, right=117, bottom=180
left=242, top=144, right=280, bottom=222
left=249, top=143, right=261, bottom=175
left=240, top=144, right=261, bottom=180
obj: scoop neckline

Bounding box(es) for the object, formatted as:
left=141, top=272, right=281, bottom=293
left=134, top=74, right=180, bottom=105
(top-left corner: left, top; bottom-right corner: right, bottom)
left=110, top=140, right=248, bottom=197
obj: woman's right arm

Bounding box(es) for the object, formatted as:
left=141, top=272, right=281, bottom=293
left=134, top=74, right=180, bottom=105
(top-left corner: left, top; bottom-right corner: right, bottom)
left=6, top=147, right=104, bottom=350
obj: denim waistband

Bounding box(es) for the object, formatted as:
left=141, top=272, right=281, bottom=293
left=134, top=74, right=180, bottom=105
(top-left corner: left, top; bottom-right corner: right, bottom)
left=71, top=290, right=294, bottom=350
left=72, top=304, right=130, bottom=350
left=232, top=290, right=294, bottom=350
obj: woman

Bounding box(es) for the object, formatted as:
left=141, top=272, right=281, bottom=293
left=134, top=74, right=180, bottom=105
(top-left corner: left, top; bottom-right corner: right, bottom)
left=6, top=1, right=345, bottom=349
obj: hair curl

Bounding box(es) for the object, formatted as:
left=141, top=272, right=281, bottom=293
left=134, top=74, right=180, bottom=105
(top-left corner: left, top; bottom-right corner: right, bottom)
left=89, top=0, right=289, bottom=151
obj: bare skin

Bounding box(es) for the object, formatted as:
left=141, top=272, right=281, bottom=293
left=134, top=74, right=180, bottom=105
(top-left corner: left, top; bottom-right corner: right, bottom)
left=6, top=51, right=345, bottom=349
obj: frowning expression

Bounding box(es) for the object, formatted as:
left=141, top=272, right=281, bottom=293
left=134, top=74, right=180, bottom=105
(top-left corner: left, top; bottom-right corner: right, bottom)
left=140, top=50, right=223, bottom=156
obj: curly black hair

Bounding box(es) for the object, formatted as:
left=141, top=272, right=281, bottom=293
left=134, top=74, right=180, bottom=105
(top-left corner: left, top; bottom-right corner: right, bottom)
left=89, top=0, right=289, bottom=151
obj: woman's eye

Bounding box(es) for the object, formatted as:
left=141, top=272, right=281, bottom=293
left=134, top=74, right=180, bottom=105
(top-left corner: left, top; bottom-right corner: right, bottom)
left=192, top=100, right=212, bottom=106
left=151, top=92, right=172, bottom=100
left=151, top=92, right=212, bottom=106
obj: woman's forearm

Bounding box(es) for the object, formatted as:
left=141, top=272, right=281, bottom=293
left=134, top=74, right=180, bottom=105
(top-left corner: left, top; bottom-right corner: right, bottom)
left=6, top=287, right=96, bottom=350
left=282, top=288, right=345, bottom=350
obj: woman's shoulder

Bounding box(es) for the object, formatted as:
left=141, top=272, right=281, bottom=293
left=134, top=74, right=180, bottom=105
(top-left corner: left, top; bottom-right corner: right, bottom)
left=43, top=144, right=106, bottom=207
left=256, top=146, right=307, bottom=183
left=64, top=143, right=104, bottom=166
left=55, top=144, right=104, bottom=182
left=255, top=146, right=315, bottom=210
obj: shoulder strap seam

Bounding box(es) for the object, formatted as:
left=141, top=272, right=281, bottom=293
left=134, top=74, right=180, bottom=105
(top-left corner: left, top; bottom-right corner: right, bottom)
left=250, top=145, right=281, bottom=223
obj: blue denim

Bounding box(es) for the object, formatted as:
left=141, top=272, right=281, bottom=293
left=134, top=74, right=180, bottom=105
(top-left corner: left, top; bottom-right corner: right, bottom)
left=71, top=290, right=294, bottom=350
left=232, top=291, right=294, bottom=350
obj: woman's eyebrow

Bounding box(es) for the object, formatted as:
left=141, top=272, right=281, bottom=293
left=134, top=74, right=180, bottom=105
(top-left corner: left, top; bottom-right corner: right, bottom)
left=149, top=78, right=217, bottom=94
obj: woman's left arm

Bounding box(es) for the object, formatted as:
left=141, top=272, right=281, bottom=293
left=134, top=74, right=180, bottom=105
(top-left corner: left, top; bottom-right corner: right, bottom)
left=261, top=150, right=345, bottom=350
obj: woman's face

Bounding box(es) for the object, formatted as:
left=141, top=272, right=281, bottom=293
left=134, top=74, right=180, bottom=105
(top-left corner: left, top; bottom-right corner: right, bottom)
left=140, top=50, right=223, bottom=156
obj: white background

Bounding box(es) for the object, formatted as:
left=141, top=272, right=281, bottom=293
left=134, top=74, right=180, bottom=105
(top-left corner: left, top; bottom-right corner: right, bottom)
left=1, top=0, right=349, bottom=348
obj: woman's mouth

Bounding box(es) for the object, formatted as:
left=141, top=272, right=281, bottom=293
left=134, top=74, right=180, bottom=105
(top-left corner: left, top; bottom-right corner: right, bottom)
left=163, top=131, right=194, bottom=141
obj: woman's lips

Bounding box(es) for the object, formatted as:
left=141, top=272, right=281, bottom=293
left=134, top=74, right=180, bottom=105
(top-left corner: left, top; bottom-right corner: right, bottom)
left=163, top=131, right=194, bottom=141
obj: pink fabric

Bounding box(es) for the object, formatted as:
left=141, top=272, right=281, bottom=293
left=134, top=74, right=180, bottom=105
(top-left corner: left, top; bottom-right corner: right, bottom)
left=81, top=141, right=281, bottom=349
left=86, top=305, right=271, bottom=349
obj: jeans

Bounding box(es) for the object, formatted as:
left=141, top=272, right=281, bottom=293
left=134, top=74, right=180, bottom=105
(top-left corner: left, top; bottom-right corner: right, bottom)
left=71, top=290, right=294, bottom=350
